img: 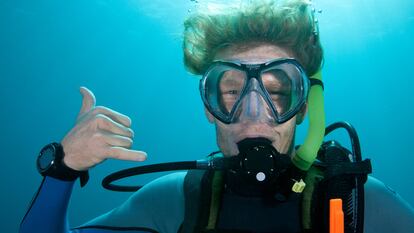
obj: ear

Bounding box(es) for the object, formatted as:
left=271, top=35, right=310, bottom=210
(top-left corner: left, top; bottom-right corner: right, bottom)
left=296, top=102, right=308, bottom=125
left=204, top=107, right=215, bottom=123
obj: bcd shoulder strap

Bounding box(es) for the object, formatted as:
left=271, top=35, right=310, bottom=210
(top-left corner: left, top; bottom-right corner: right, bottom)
left=179, top=169, right=224, bottom=233
left=302, top=161, right=324, bottom=231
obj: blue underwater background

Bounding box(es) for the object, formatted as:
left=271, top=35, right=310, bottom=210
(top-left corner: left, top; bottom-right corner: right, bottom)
left=1, top=0, right=414, bottom=232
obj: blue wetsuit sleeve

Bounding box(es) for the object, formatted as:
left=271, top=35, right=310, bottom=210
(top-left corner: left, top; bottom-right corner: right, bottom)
left=19, top=176, right=75, bottom=233
left=364, top=176, right=414, bottom=233
left=19, top=176, right=163, bottom=233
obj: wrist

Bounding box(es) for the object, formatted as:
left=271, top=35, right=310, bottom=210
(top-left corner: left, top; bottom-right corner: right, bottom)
left=62, top=153, right=85, bottom=172
left=37, top=142, right=89, bottom=187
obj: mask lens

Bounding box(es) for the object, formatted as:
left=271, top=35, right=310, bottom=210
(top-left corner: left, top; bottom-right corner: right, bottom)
left=204, top=65, right=247, bottom=120
left=261, top=63, right=305, bottom=120
left=261, top=69, right=292, bottom=115
left=218, top=70, right=247, bottom=114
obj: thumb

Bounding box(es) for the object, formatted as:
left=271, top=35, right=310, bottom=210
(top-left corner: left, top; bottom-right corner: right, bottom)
left=78, top=86, right=96, bottom=118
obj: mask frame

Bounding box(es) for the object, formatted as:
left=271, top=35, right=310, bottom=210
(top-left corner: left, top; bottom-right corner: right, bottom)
left=199, top=58, right=310, bottom=124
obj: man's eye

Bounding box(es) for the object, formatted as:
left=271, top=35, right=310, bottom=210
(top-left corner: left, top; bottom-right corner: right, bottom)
left=269, top=91, right=288, bottom=97
left=223, top=90, right=239, bottom=95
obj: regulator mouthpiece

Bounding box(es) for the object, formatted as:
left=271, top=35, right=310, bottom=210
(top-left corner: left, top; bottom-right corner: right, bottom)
left=224, top=137, right=303, bottom=198
left=236, top=137, right=291, bottom=183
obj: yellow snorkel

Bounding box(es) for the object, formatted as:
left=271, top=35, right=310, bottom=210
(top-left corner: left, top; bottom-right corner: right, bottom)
left=292, top=3, right=325, bottom=172
left=289, top=69, right=325, bottom=193
left=293, top=70, right=325, bottom=171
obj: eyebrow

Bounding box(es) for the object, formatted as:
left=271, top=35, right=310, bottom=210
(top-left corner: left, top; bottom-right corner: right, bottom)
left=262, top=74, right=291, bottom=90
left=220, top=73, right=245, bottom=85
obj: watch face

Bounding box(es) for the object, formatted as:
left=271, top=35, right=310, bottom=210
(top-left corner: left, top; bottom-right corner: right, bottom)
left=38, top=146, right=55, bottom=171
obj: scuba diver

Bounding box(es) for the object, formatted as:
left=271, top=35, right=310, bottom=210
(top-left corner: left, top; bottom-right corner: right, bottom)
left=20, top=0, right=414, bottom=233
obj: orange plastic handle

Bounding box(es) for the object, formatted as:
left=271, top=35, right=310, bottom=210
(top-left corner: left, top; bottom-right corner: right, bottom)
left=330, top=198, right=344, bottom=233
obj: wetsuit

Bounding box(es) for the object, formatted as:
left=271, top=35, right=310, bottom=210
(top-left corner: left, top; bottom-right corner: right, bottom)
left=19, top=172, right=414, bottom=233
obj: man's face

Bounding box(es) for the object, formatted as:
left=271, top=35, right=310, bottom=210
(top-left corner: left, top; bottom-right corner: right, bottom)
left=205, top=43, right=306, bottom=157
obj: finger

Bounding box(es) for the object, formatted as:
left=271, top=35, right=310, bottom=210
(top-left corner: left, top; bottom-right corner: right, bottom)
left=106, top=147, right=147, bottom=162
left=101, top=132, right=133, bottom=149
left=93, top=106, right=132, bottom=128
left=78, top=86, right=97, bottom=118
left=95, top=114, right=134, bottom=138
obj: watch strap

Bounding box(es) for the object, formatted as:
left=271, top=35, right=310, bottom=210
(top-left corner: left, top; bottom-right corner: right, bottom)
left=39, top=142, right=89, bottom=187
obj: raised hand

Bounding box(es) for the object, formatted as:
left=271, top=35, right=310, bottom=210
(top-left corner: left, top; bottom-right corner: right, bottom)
left=61, top=87, right=147, bottom=171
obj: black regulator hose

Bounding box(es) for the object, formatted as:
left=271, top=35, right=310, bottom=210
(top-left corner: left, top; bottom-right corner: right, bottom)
left=325, top=121, right=362, bottom=163
left=102, top=161, right=197, bottom=192
left=102, top=156, right=242, bottom=192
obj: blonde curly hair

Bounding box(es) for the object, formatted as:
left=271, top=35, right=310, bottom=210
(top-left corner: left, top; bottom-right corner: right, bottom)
left=182, top=0, right=323, bottom=76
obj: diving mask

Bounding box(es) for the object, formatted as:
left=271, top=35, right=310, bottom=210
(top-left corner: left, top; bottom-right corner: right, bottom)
left=200, top=58, right=310, bottom=124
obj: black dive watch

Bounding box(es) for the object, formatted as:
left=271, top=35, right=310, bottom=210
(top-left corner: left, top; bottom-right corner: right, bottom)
left=37, top=142, right=89, bottom=187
